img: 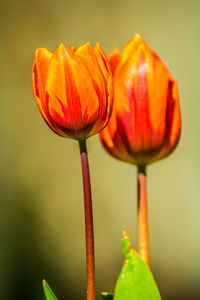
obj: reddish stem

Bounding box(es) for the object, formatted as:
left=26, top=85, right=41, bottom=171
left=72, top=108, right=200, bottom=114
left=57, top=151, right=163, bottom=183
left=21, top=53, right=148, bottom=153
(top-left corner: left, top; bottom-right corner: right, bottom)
left=137, top=165, right=150, bottom=266
left=79, top=140, right=95, bottom=300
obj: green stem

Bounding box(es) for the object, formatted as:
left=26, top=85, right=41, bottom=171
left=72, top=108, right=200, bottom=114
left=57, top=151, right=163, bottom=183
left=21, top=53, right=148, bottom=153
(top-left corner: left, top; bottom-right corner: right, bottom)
left=137, top=165, right=150, bottom=266
left=79, top=140, right=95, bottom=300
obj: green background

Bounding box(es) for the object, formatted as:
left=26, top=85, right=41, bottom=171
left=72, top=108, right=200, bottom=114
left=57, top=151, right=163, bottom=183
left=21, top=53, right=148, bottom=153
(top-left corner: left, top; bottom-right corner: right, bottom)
left=1, top=0, right=200, bottom=299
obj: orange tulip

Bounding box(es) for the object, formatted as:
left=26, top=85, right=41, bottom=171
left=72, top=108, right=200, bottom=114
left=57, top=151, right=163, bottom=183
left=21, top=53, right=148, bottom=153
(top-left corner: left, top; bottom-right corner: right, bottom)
left=31, top=42, right=113, bottom=140
left=100, top=34, right=181, bottom=166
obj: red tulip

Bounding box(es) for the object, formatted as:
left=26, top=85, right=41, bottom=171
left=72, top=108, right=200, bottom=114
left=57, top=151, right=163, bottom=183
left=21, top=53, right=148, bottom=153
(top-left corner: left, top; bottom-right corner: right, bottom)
left=100, top=34, right=181, bottom=166
left=31, top=42, right=113, bottom=140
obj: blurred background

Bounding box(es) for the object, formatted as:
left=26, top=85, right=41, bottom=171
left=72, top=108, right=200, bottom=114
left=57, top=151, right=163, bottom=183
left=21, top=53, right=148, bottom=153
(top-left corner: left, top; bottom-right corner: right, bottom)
left=1, top=0, right=200, bottom=299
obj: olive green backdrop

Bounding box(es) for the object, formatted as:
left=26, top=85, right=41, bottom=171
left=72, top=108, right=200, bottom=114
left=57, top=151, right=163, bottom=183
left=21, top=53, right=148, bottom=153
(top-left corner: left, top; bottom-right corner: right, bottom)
left=1, top=0, right=200, bottom=299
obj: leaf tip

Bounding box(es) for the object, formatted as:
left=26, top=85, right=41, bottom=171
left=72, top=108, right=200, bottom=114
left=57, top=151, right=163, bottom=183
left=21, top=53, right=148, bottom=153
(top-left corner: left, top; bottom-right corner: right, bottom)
left=121, top=231, right=136, bottom=259
left=122, top=230, right=129, bottom=239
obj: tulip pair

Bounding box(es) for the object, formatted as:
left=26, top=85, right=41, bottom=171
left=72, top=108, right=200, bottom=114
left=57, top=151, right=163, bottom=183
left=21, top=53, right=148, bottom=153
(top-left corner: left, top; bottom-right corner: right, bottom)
left=31, top=35, right=181, bottom=298
left=32, top=35, right=181, bottom=166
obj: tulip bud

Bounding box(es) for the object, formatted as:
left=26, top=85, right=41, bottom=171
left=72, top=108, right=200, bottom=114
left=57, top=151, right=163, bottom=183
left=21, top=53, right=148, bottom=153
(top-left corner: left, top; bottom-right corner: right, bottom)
left=100, top=35, right=181, bottom=166
left=31, top=42, right=113, bottom=140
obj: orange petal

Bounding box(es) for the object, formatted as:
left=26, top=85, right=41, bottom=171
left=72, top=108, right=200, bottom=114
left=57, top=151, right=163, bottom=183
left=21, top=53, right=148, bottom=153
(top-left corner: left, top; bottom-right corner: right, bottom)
left=93, top=43, right=111, bottom=82
left=32, top=48, right=66, bottom=135
left=46, top=43, right=103, bottom=138
left=108, top=47, right=120, bottom=74
left=156, top=78, right=181, bottom=160
left=75, top=42, right=106, bottom=116
left=120, top=34, right=143, bottom=66
left=46, top=44, right=82, bottom=131
left=32, top=48, right=52, bottom=110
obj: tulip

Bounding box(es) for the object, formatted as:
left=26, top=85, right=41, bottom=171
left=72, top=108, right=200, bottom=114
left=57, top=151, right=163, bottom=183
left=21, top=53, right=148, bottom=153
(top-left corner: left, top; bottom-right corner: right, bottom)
left=100, top=34, right=181, bottom=266
left=100, top=34, right=181, bottom=166
left=31, top=42, right=113, bottom=300
left=31, top=42, right=113, bottom=140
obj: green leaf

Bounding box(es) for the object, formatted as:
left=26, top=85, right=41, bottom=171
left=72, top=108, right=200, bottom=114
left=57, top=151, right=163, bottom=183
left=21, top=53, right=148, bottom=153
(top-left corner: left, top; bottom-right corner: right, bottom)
left=43, top=280, right=58, bottom=300
left=114, top=231, right=162, bottom=300
left=101, top=292, right=114, bottom=300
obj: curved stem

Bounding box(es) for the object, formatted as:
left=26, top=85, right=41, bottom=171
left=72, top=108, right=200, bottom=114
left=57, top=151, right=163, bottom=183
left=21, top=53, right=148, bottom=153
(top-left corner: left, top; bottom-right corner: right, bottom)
left=79, top=140, right=95, bottom=300
left=137, top=165, right=150, bottom=266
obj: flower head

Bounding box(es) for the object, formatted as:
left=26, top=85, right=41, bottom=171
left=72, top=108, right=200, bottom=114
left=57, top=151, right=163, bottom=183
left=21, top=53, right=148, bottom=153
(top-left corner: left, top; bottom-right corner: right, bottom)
left=100, top=35, right=181, bottom=166
left=32, top=42, right=113, bottom=140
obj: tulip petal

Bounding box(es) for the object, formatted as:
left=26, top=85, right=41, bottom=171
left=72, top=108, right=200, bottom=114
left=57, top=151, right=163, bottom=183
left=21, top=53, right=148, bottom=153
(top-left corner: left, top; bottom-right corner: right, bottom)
left=120, top=34, right=142, bottom=66
left=32, top=48, right=52, bottom=121
left=92, top=43, right=113, bottom=134
left=156, top=79, right=181, bottom=160
left=76, top=43, right=105, bottom=99
left=32, top=48, right=67, bottom=136
left=46, top=43, right=104, bottom=139
left=93, top=43, right=111, bottom=82
left=46, top=44, right=84, bottom=137
left=108, top=48, right=120, bottom=74
left=75, top=43, right=106, bottom=121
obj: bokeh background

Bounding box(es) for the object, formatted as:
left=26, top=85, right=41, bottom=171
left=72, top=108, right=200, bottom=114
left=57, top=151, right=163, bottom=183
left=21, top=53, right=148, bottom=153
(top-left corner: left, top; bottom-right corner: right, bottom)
left=1, top=0, right=200, bottom=299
